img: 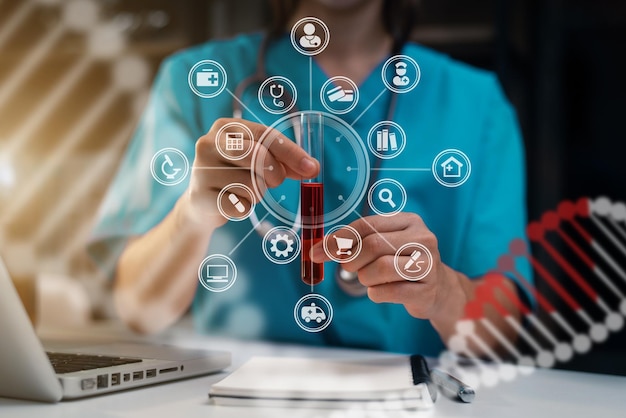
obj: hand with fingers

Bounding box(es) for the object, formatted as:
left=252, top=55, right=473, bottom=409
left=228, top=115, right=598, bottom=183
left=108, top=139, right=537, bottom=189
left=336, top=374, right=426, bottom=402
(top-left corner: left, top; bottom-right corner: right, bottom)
left=310, top=213, right=472, bottom=335
left=181, top=118, right=320, bottom=225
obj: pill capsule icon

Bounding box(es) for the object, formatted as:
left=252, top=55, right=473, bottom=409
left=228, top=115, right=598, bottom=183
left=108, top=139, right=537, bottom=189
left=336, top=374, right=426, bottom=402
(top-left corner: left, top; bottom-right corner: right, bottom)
left=228, top=193, right=246, bottom=213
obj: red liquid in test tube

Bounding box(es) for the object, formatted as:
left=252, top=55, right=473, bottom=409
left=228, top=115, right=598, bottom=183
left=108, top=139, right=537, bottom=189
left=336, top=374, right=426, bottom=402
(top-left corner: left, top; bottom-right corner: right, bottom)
left=299, top=112, right=324, bottom=286
left=301, top=182, right=324, bottom=285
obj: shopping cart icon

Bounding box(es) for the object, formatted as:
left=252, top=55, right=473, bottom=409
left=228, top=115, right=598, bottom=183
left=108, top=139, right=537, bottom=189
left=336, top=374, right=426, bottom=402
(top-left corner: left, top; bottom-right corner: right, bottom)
left=333, top=235, right=354, bottom=256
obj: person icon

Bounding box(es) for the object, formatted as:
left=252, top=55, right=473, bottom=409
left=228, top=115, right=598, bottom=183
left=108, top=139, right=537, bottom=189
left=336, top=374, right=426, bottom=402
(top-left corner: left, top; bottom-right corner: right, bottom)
left=392, top=62, right=410, bottom=87
left=299, top=23, right=322, bottom=49
left=290, top=17, right=330, bottom=56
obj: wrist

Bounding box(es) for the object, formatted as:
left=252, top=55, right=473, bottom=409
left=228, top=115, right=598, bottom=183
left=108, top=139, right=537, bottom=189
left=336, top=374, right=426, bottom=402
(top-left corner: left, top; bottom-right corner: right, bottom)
left=174, top=191, right=223, bottom=232
left=429, top=265, right=471, bottom=337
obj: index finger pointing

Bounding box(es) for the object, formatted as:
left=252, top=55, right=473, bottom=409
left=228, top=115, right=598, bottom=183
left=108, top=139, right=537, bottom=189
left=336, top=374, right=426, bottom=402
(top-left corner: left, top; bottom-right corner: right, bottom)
left=249, top=123, right=319, bottom=179
left=346, top=214, right=424, bottom=240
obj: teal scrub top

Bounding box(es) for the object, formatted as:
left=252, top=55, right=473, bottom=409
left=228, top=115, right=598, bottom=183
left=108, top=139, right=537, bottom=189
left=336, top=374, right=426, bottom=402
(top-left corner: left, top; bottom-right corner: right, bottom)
left=89, top=33, right=531, bottom=356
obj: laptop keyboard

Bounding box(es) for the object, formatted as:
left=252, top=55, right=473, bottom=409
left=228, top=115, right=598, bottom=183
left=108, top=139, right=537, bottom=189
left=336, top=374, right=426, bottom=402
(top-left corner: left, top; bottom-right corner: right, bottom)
left=47, top=352, right=143, bottom=374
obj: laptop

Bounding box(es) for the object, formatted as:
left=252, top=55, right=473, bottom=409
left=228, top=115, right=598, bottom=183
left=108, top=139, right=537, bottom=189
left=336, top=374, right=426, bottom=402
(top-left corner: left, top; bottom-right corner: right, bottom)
left=0, top=257, right=231, bottom=402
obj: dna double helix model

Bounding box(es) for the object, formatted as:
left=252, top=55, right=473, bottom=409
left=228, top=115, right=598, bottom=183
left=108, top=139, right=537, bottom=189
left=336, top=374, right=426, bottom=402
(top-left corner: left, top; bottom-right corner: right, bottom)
left=439, top=196, right=626, bottom=387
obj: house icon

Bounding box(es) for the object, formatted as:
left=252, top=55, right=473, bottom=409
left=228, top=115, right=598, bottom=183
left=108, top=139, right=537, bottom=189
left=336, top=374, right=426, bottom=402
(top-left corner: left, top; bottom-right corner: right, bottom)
left=441, top=156, right=463, bottom=178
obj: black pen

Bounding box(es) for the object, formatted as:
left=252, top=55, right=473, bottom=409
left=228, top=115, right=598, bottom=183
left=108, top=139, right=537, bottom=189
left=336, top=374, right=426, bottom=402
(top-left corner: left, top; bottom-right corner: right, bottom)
left=409, top=354, right=438, bottom=403
left=431, top=368, right=476, bottom=403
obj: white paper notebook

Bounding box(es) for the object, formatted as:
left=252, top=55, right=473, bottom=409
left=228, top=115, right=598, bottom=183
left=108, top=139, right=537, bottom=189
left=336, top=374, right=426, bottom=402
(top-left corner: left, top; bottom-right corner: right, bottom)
left=208, top=356, right=435, bottom=410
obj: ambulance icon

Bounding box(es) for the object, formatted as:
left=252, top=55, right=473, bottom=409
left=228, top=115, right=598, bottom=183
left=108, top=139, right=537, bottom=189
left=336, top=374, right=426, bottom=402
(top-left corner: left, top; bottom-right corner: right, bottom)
left=301, top=303, right=327, bottom=324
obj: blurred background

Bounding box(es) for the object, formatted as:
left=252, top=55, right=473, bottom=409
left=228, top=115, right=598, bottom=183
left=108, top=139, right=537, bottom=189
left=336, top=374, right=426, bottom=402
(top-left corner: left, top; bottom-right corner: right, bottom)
left=0, top=0, right=624, bottom=375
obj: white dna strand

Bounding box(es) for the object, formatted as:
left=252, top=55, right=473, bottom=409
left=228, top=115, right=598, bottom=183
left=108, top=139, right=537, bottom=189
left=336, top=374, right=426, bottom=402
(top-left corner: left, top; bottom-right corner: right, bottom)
left=438, top=196, right=626, bottom=388
left=0, top=0, right=150, bottom=280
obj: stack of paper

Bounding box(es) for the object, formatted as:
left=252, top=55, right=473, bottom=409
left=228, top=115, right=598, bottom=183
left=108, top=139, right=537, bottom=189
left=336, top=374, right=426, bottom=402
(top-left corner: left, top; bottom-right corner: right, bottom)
left=209, top=356, right=435, bottom=410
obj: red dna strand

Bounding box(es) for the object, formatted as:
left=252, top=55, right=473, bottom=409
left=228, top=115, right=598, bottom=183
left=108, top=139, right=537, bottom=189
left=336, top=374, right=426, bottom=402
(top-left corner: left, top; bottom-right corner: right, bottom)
left=440, top=197, right=626, bottom=387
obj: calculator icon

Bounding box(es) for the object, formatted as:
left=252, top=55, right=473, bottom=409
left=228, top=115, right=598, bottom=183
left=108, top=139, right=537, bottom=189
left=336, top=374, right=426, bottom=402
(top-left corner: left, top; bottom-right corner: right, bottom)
left=225, top=133, right=244, bottom=151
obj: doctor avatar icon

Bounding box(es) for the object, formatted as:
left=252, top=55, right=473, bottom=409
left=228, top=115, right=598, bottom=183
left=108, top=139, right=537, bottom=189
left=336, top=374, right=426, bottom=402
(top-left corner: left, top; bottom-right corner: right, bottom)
left=367, top=178, right=407, bottom=217
left=290, top=17, right=330, bottom=56
left=198, top=254, right=237, bottom=292
left=188, top=60, right=227, bottom=98
left=217, top=183, right=255, bottom=221
left=382, top=55, right=421, bottom=94
left=294, top=294, right=334, bottom=332
left=393, top=62, right=410, bottom=86
left=394, top=243, right=433, bottom=281
left=320, top=76, right=359, bottom=114
left=367, top=121, right=406, bottom=159
left=258, top=76, right=297, bottom=114
left=432, top=149, right=472, bottom=188
left=300, top=23, right=322, bottom=48
left=150, top=148, right=190, bottom=186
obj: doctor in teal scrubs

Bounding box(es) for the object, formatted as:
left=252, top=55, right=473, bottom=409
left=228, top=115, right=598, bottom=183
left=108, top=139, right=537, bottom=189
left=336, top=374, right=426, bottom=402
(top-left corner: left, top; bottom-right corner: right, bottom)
left=89, top=0, right=530, bottom=356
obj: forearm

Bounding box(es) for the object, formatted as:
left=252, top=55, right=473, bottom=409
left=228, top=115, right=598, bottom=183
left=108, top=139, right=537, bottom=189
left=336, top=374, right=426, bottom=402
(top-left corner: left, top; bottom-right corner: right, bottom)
left=113, top=193, right=218, bottom=334
left=110, top=117, right=319, bottom=333
left=430, top=266, right=521, bottom=357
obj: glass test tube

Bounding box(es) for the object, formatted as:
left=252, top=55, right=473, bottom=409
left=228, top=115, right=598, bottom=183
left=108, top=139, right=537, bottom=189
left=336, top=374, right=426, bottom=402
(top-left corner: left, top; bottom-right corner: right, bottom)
left=299, top=112, right=324, bottom=286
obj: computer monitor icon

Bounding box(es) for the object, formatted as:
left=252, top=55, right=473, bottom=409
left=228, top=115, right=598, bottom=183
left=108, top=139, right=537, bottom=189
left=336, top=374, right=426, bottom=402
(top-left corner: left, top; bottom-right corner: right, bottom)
left=206, top=264, right=229, bottom=282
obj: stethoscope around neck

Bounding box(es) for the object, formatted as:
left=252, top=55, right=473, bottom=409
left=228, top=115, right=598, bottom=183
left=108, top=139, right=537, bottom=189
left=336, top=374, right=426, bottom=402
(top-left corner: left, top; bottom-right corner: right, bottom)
left=230, top=34, right=402, bottom=297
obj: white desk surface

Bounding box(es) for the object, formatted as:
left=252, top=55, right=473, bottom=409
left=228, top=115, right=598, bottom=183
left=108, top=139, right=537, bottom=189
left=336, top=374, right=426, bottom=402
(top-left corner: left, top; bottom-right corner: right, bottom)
left=1, top=320, right=624, bottom=418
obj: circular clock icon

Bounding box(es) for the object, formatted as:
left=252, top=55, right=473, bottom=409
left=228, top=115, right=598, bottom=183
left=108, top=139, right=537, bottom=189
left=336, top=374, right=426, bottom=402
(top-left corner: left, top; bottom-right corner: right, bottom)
left=251, top=111, right=370, bottom=229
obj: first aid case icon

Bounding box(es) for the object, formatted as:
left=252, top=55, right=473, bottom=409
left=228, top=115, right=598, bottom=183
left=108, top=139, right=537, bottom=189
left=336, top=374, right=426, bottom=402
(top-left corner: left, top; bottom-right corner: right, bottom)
left=197, top=69, right=219, bottom=87
left=188, top=60, right=227, bottom=98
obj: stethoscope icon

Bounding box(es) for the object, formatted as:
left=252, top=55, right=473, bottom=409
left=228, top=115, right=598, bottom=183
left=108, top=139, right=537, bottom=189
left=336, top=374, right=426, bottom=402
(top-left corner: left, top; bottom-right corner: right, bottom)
left=269, top=83, right=285, bottom=108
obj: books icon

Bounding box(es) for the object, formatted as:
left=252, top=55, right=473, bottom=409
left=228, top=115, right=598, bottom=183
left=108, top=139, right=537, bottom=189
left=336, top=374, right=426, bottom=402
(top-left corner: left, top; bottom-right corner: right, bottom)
left=367, top=121, right=405, bottom=159
left=376, top=129, right=398, bottom=152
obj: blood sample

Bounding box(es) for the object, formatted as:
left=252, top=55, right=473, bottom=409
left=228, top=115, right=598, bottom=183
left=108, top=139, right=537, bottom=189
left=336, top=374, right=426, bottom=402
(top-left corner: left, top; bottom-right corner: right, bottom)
left=299, top=112, right=324, bottom=285
left=301, top=182, right=324, bottom=285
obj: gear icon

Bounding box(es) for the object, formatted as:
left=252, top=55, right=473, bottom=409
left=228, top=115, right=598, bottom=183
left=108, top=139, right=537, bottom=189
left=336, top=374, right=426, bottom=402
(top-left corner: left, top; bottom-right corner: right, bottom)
left=262, top=227, right=300, bottom=264
left=270, top=234, right=295, bottom=258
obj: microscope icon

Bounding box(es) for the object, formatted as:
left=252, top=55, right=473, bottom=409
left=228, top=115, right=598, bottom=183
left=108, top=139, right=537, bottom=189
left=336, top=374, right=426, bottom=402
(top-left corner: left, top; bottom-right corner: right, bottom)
left=161, top=154, right=182, bottom=180
left=150, top=148, right=190, bottom=186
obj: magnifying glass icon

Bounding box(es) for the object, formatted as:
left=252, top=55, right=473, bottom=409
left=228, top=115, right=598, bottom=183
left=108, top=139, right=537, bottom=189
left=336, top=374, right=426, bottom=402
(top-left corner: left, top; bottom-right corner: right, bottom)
left=378, top=188, right=396, bottom=208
